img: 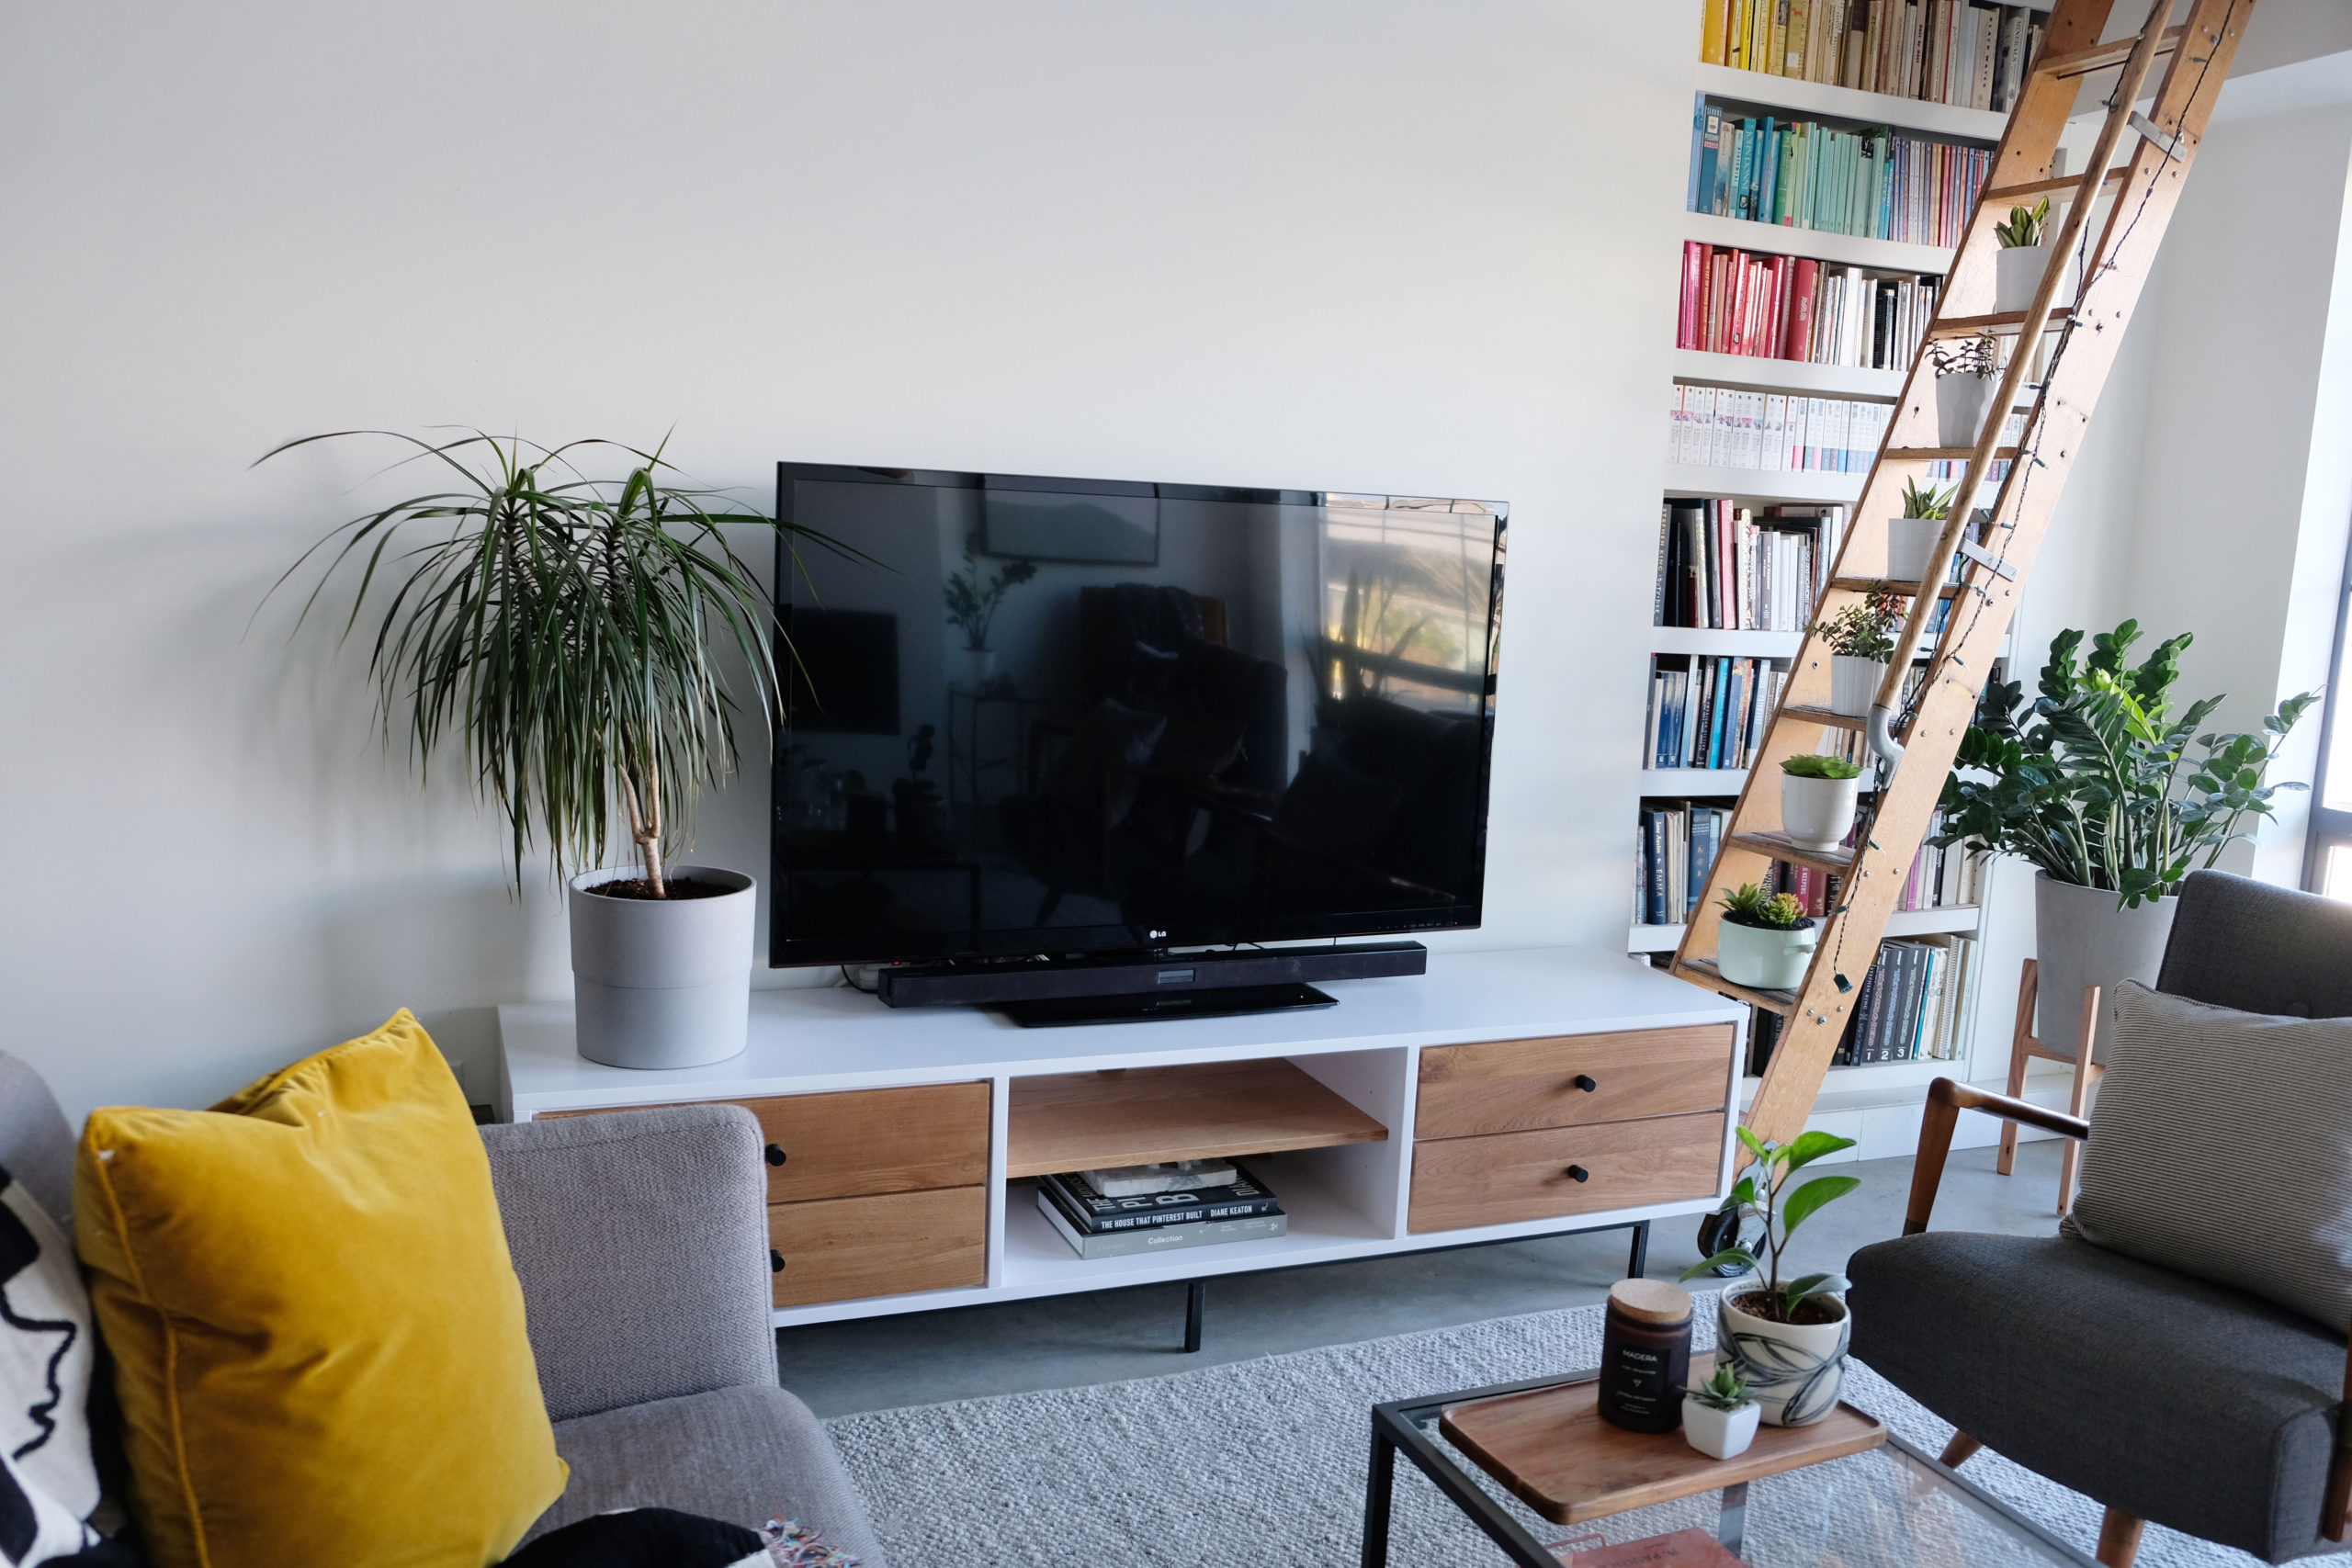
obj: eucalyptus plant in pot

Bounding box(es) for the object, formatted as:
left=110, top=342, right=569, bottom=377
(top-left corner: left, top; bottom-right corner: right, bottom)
left=1683, top=1127, right=1861, bottom=1427
left=1809, top=584, right=1906, bottom=718
left=266, top=430, right=861, bottom=1070
left=1713, top=884, right=1815, bottom=991
left=1885, top=479, right=1951, bottom=586
left=1934, top=621, right=2316, bottom=1059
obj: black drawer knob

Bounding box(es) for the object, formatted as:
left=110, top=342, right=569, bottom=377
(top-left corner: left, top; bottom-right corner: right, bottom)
left=1572, top=1074, right=1599, bottom=1093
left=765, top=1144, right=787, bottom=1168
left=1566, top=1165, right=1590, bottom=1183
left=770, top=1249, right=786, bottom=1273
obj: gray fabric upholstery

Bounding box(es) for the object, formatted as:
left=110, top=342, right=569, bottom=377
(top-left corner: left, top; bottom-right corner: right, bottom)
left=2155, top=870, right=2352, bottom=1020
left=2061, top=982, right=2352, bottom=1331
left=1850, top=1233, right=2346, bottom=1562
left=526, top=1385, right=887, bottom=1566
left=482, top=1105, right=777, bottom=1423
left=0, top=1051, right=77, bottom=1229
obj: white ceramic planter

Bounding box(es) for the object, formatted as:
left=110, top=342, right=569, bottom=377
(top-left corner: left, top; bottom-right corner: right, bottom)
left=1885, top=515, right=1943, bottom=584
left=959, top=648, right=997, bottom=690
left=1936, top=371, right=2002, bottom=446
left=2032, top=872, right=2179, bottom=1063
left=570, top=864, right=756, bottom=1071
left=1780, top=772, right=1860, bottom=852
left=1715, top=919, right=1817, bottom=990
left=1682, top=1396, right=1761, bottom=1460
left=1719, top=1290, right=1850, bottom=1427
left=1996, top=243, right=2050, bottom=313
left=1828, top=655, right=1888, bottom=718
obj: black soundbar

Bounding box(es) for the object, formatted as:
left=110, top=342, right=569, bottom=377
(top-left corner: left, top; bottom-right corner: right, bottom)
left=872, top=940, right=1428, bottom=1011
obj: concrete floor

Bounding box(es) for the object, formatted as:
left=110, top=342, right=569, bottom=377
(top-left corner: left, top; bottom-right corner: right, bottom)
left=778, top=1140, right=2073, bottom=1417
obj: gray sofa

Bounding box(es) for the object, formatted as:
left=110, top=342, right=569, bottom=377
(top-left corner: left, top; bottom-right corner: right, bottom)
left=0, top=1058, right=887, bottom=1563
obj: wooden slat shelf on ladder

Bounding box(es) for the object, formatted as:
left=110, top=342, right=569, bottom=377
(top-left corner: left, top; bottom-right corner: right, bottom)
left=1669, top=0, right=2257, bottom=1145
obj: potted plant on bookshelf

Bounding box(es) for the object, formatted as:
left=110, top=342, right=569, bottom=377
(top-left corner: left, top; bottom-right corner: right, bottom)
left=1885, top=479, right=1951, bottom=586
left=1809, top=585, right=1905, bottom=718
left=1682, top=1361, right=1760, bottom=1461
left=265, top=429, right=863, bottom=1071
left=1713, top=884, right=1815, bottom=991
left=1994, top=197, right=2052, bottom=313
left=892, top=724, right=942, bottom=846
left=943, top=530, right=1037, bottom=690
left=1780, top=753, right=1863, bottom=852
left=1931, top=333, right=2003, bottom=447
left=1682, top=1127, right=1861, bottom=1427
left=1933, top=620, right=2316, bottom=1060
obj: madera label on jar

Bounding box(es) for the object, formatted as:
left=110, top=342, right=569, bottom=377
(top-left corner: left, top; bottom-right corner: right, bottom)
left=1597, top=1279, right=1693, bottom=1433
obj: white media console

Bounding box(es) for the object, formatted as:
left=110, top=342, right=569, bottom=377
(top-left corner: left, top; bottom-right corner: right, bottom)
left=496, top=946, right=1747, bottom=1330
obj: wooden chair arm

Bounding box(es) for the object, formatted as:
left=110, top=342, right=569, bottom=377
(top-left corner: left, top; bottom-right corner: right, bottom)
left=1903, top=1077, right=2091, bottom=1236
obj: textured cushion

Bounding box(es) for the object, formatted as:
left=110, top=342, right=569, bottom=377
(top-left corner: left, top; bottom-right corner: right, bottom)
left=482, top=1107, right=777, bottom=1423
left=0, top=1163, right=113, bottom=1562
left=2060, top=981, right=2352, bottom=1331
left=523, top=1385, right=887, bottom=1567
left=2157, top=870, right=2352, bottom=1021
left=75, top=1010, right=567, bottom=1568
left=1849, top=1233, right=2345, bottom=1562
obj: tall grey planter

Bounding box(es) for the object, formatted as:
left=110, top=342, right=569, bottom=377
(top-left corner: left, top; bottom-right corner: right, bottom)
left=2032, top=872, right=2177, bottom=1063
left=570, top=865, right=756, bottom=1070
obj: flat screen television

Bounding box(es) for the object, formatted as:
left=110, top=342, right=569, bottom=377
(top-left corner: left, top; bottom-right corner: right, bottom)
left=770, top=464, right=1507, bottom=985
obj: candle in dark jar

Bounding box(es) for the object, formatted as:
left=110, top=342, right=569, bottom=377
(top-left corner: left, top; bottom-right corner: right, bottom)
left=1597, top=1279, right=1693, bottom=1433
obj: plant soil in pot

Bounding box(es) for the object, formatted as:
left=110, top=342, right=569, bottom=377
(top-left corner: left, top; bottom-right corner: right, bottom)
left=1713, top=884, right=1815, bottom=991
left=1779, top=754, right=1862, bottom=852
left=571, top=866, right=756, bottom=1071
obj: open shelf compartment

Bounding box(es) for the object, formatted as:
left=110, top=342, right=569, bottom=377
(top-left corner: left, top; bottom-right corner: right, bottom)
left=1004, top=1056, right=1391, bottom=1179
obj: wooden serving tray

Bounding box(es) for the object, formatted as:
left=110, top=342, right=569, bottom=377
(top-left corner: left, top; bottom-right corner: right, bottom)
left=1438, top=1374, right=1885, bottom=1526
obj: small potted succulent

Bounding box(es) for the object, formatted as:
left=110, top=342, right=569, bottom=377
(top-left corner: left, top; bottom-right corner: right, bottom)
left=1779, top=753, right=1863, bottom=852
left=1885, top=479, right=1951, bottom=586
left=1713, top=884, right=1816, bottom=990
left=1994, top=196, right=2052, bottom=313
left=1684, top=1127, right=1861, bottom=1427
left=943, top=530, right=1037, bottom=689
left=1808, top=584, right=1905, bottom=717
left=1683, top=1361, right=1760, bottom=1461
left=1930, top=333, right=2003, bottom=447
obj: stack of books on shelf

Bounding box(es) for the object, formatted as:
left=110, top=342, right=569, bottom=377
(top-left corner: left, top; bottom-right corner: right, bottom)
left=1689, top=106, right=1992, bottom=247
left=1679, top=243, right=1940, bottom=370
left=1746, top=932, right=1983, bottom=1074
left=1636, top=798, right=1982, bottom=931
left=1656, top=501, right=1841, bottom=630
left=1669, top=388, right=1891, bottom=475
left=1700, top=0, right=2047, bottom=113
left=1645, top=658, right=1786, bottom=773
left=1034, top=1160, right=1286, bottom=1261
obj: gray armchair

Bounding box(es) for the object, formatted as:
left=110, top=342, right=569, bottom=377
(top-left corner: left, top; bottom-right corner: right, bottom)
left=1849, top=871, right=2352, bottom=1567
left=0, top=1057, right=885, bottom=1563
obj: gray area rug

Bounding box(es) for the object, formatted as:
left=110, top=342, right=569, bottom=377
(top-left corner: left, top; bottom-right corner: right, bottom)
left=828, top=1295, right=2349, bottom=1568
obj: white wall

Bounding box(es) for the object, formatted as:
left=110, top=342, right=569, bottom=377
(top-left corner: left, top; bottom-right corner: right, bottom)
left=0, top=2, right=1696, bottom=1118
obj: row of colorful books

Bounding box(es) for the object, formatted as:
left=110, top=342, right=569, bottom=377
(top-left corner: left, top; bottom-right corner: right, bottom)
left=1656, top=501, right=1842, bottom=631
left=1670, top=388, right=1891, bottom=474
left=1745, top=931, right=1984, bottom=1073
left=1689, top=106, right=1992, bottom=248
left=1699, top=0, right=2047, bottom=115
left=1634, top=793, right=1980, bottom=930
left=1679, top=244, right=1940, bottom=372
left=1645, top=657, right=1788, bottom=775
left=1033, top=1161, right=1286, bottom=1261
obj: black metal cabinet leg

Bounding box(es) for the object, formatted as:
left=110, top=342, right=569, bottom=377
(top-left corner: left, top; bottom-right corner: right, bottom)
left=1627, top=1220, right=1650, bottom=1280
left=1362, top=1424, right=1396, bottom=1568
left=1183, top=1279, right=1205, bottom=1353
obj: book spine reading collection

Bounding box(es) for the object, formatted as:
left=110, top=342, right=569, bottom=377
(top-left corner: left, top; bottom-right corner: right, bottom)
left=1679, top=243, right=1939, bottom=371
left=1670, top=389, right=2026, bottom=480
left=1653, top=501, right=1841, bottom=631
left=1688, top=103, right=1992, bottom=249
left=1637, top=798, right=1982, bottom=931
left=1741, top=931, right=1982, bottom=1076
left=1698, top=0, right=2044, bottom=114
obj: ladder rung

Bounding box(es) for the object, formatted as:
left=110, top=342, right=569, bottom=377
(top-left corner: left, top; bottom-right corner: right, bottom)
left=1727, top=830, right=1855, bottom=878
left=1886, top=446, right=2020, bottom=462
left=2033, top=27, right=2181, bottom=81
left=1673, top=958, right=1795, bottom=1017
left=1777, top=704, right=1869, bottom=732
left=1983, top=168, right=2126, bottom=205
left=1930, top=308, right=2071, bottom=339
left=1829, top=576, right=1961, bottom=598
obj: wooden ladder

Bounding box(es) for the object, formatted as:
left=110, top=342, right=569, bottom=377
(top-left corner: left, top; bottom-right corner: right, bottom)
left=1671, top=0, right=2257, bottom=1144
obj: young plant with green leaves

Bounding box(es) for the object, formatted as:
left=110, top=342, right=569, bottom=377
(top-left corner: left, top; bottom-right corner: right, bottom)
left=1720, top=883, right=1807, bottom=931
left=1689, top=1360, right=1753, bottom=1413
left=1682, top=1128, right=1861, bottom=1323
left=1781, top=754, right=1862, bottom=781
left=1899, top=479, right=1953, bottom=521
left=265, top=429, right=867, bottom=897
left=1808, top=585, right=1907, bottom=661
left=1933, top=621, right=2318, bottom=908
left=943, top=532, right=1037, bottom=652
left=1995, top=196, right=2051, bottom=249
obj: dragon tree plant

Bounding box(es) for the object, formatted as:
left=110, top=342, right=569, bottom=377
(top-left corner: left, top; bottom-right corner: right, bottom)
left=263, top=430, right=865, bottom=897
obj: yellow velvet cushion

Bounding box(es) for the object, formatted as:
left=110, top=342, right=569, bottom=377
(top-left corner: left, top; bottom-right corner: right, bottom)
left=74, top=1010, right=567, bottom=1568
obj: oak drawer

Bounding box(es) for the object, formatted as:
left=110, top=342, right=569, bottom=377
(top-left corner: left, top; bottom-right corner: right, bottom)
left=1407, top=1113, right=1725, bottom=1235
left=1415, top=1026, right=1735, bottom=1140
left=768, top=1187, right=988, bottom=1307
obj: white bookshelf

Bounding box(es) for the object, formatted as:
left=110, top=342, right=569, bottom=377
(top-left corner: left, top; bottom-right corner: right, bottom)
left=1683, top=211, right=1955, bottom=277
left=1665, top=464, right=1865, bottom=504
left=1650, top=626, right=1804, bottom=659
left=1672, top=348, right=1908, bottom=401
left=1693, top=62, right=2013, bottom=143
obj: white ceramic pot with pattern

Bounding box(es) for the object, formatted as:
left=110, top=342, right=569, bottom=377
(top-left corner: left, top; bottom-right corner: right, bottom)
left=1718, top=1290, right=1850, bottom=1427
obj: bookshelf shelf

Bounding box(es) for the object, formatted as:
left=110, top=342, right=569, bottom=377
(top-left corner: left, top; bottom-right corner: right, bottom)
left=1665, top=464, right=1864, bottom=504
left=1641, top=768, right=1750, bottom=795
left=1693, top=62, right=2012, bottom=143
left=1683, top=212, right=1956, bottom=276
left=1650, top=626, right=1804, bottom=658
left=1672, top=348, right=1907, bottom=401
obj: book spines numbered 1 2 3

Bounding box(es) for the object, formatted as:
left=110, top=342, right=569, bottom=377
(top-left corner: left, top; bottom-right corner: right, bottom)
left=1036, top=1168, right=1283, bottom=1235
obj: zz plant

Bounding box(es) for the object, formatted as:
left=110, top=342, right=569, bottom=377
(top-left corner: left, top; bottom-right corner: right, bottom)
left=1933, top=621, right=2317, bottom=909
left=1683, top=1128, right=1860, bottom=1323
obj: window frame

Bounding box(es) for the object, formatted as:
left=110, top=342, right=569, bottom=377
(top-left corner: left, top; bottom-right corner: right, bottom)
left=2303, top=526, right=2352, bottom=896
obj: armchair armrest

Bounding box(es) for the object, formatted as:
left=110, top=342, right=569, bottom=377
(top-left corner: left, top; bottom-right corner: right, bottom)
left=481, top=1103, right=777, bottom=1423
left=1903, top=1077, right=2089, bottom=1236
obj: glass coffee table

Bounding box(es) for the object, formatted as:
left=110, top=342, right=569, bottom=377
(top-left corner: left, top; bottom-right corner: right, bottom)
left=1363, top=1370, right=2097, bottom=1567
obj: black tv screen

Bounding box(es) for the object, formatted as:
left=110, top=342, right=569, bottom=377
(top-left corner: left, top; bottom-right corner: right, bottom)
left=770, top=464, right=1506, bottom=968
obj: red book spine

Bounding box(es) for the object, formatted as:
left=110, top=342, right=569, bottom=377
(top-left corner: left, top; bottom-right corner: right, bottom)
left=1785, top=258, right=1819, bottom=361
left=1706, top=250, right=1727, bottom=352
left=1679, top=241, right=1704, bottom=349
left=1769, top=256, right=1790, bottom=361
left=1727, top=254, right=1752, bottom=355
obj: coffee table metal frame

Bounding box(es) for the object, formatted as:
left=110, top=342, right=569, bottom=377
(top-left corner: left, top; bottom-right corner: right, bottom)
left=1362, top=1369, right=2098, bottom=1568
